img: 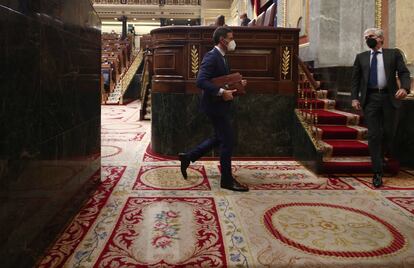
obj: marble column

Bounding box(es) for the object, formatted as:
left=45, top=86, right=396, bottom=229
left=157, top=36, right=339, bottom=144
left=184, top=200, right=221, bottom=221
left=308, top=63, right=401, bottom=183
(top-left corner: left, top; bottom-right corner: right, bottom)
left=300, top=0, right=376, bottom=67
left=0, top=1, right=101, bottom=267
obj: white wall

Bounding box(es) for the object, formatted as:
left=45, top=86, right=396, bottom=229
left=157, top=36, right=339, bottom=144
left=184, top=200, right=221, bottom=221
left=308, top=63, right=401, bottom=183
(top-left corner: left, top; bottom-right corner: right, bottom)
left=101, top=21, right=160, bottom=35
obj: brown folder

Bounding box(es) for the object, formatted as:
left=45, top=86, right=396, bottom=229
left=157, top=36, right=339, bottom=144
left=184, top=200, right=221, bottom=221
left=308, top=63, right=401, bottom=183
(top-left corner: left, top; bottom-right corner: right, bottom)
left=211, top=72, right=246, bottom=96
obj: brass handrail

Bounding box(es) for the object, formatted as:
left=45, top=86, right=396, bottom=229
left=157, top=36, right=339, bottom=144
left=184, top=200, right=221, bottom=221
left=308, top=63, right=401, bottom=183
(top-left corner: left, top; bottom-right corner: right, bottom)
left=119, top=50, right=144, bottom=104
left=296, top=55, right=320, bottom=91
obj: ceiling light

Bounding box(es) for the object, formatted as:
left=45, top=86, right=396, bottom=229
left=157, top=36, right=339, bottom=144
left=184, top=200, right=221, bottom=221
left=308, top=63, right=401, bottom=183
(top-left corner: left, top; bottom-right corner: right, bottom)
left=170, top=18, right=174, bottom=21
left=152, top=18, right=155, bottom=21
left=187, top=19, right=191, bottom=21
left=133, top=18, right=137, bottom=21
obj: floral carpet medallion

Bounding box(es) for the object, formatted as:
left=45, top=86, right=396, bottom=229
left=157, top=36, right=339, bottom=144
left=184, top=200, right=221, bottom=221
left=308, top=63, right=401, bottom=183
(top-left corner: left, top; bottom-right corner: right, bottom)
left=264, top=202, right=406, bottom=258
left=230, top=165, right=354, bottom=190
left=387, top=197, right=414, bottom=216
left=37, top=166, right=126, bottom=268
left=94, top=197, right=226, bottom=268
left=355, top=171, right=414, bottom=190
left=133, top=165, right=211, bottom=190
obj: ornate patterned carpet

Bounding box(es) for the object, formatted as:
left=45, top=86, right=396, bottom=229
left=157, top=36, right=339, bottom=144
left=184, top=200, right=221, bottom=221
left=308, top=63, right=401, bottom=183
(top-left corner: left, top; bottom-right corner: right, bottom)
left=37, top=101, right=414, bottom=267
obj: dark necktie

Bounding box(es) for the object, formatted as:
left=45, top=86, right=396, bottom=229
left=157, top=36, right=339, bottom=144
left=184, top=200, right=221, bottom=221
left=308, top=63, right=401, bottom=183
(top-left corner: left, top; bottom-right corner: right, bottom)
left=223, top=56, right=230, bottom=74
left=368, top=51, right=380, bottom=88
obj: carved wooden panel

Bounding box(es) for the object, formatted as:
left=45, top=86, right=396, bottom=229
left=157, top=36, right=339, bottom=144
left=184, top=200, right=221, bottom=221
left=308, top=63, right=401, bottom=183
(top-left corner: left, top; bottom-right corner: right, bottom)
left=150, top=26, right=299, bottom=94
left=228, top=49, right=274, bottom=77
left=153, top=47, right=183, bottom=76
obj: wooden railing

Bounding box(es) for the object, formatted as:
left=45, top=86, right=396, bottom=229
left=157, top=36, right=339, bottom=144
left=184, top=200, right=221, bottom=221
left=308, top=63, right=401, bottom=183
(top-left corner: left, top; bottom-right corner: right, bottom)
left=296, top=56, right=322, bottom=151
left=297, top=56, right=320, bottom=91
left=139, top=50, right=153, bottom=120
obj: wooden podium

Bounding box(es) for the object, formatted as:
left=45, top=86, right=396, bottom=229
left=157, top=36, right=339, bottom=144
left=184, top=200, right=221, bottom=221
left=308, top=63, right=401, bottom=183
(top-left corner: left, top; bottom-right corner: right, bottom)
left=148, top=26, right=300, bottom=157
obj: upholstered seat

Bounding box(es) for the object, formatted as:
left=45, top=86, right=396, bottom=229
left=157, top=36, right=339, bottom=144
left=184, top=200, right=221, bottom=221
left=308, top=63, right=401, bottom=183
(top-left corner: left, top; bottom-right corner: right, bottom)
left=256, top=12, right=266, bottom=26
left=263, top=3, right=277, bottom=26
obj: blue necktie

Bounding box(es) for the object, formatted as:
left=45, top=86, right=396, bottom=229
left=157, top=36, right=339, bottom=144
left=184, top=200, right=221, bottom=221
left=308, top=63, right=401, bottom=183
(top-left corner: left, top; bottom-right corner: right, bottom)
left=368, top=51, right=380, bottom=88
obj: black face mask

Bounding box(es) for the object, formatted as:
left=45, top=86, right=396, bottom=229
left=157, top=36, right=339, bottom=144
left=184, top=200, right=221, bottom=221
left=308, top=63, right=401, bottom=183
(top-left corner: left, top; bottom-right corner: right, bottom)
left=366, top=38, right=377, bottom=49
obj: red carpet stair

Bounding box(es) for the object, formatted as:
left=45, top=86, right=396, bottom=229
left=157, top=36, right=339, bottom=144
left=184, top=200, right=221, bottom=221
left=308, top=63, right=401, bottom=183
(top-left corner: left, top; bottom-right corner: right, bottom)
left=296, top=75, right=399, bottom=174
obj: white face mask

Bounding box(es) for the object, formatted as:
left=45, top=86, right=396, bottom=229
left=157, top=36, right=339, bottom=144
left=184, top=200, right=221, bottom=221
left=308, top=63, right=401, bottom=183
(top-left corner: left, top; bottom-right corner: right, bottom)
left=227, top=40, right=236, bottom=51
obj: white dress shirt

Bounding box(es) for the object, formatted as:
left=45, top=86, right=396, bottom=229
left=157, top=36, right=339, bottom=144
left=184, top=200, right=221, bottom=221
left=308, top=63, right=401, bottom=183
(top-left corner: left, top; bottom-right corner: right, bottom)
left=370, top=48, right=387, bottom=89
left=214, top=46, right=226, bottom=96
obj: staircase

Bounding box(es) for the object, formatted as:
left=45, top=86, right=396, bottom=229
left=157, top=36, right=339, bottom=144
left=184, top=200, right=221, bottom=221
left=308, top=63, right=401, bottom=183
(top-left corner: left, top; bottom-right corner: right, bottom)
left=139, top=50, right=153, bottom=120
left=295, top=58, right=400, bottom=174
left=105, top=51, right=144, bottom=104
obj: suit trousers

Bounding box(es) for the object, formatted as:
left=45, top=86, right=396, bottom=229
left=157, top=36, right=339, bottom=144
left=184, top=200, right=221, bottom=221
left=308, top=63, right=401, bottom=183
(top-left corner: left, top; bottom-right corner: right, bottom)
left=187, top=114, right=234, bottom=182
left=363, top=92, right=399, bottom=173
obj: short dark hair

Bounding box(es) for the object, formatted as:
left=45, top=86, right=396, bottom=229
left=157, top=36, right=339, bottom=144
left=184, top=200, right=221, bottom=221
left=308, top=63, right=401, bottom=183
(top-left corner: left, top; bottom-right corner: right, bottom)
left=213, top=27, right=232, bottom=45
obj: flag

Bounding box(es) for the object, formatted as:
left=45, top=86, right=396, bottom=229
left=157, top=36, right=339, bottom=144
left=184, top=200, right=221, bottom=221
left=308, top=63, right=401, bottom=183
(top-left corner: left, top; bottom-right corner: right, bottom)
left=252, top=0, right=260, bottom=17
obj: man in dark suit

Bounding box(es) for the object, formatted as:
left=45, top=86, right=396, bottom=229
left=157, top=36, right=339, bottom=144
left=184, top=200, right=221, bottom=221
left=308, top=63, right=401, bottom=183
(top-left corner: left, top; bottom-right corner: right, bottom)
left=179, top=27, right=248, bottom=192
left=351, top=28, right=411, bottom=188
left=240, top=13, right=251, bottom=26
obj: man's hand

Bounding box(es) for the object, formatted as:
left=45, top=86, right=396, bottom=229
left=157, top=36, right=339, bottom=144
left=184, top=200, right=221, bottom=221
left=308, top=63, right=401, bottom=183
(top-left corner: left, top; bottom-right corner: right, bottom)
left=395, top=88, right=408, bottom=100
left=352, top=99, right=361, bottom=110
left=241, top=79, right=247, bottom=87
left=222, top=89, right=237, bottom=101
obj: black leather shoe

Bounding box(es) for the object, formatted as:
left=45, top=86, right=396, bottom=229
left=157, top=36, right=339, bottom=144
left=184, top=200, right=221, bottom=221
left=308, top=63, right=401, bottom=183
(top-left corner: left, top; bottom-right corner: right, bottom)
left=221, top=179, right=249, bottom=192
left=372, top=173, right=383, bottom=188
left=178, top=153, right=190, bottom=179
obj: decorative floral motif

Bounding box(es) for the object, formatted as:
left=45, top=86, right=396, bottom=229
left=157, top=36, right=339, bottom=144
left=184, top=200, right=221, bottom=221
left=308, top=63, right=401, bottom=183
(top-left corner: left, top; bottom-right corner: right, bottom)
left=37, top=166, right=126, bottom=268
left=190, top=45, right=199, bottom=78
left=281, top=46, right=291, bottom=80
left=217, top=198, right=249, bottom=267
left=355, top=171, right=414, bottom=190
left=230, top=165, right=354, bottom=190
left=387, top=197, right=414, bottom=216
left=94, top=197, right=226, bottom=267
left=151, top=210, right=180, bottom=249
left=264, top=202, right=407, bottom=258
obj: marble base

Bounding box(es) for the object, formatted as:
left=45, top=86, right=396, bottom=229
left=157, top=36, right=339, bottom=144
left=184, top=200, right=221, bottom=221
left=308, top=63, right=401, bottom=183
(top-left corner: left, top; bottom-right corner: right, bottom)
left=395, top=100, right=414, bottom=168
left=151, top=93, right=296, bottom=157
left=292, top=112, right=323, bottom=172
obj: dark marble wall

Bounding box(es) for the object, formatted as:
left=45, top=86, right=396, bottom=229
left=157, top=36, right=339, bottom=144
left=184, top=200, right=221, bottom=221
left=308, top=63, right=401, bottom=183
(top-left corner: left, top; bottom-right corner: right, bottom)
left=395, top=100, right=414, bottom=168
left=0, top=1, right=101, bottom=267
left=314, top=66, right=354, bottom=112
left=151, top=93, right=296, bottom=157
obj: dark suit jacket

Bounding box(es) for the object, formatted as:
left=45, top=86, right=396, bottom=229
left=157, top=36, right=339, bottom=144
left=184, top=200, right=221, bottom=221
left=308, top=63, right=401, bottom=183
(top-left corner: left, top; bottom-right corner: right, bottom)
left=196, top=47, right=230, bottom=116
left=241, top=18, right=251, bottom=26
left=351, top=48, right=411, bottom=108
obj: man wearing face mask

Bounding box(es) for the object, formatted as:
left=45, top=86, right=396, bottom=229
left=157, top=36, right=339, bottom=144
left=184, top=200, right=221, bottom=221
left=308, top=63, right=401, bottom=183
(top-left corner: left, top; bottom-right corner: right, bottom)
left=178, top=27, right=249, bottom=192
left=351, top=28, right=411, bottom=188
left=240, top=13, right=251, bottom=26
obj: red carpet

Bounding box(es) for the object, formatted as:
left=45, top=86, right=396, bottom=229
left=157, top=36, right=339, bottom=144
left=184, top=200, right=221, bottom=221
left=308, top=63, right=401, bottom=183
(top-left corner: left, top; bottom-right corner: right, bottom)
left=298, top=77, right=399, bottom=174
left=317, top=126, right=359, bottom=139
left=324, top=140, right=369, bottom=156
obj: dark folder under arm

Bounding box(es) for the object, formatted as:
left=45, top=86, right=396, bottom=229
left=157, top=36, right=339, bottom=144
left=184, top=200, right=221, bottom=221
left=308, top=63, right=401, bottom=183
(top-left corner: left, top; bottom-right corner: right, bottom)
left=210, top=72, right=246, bottom=96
